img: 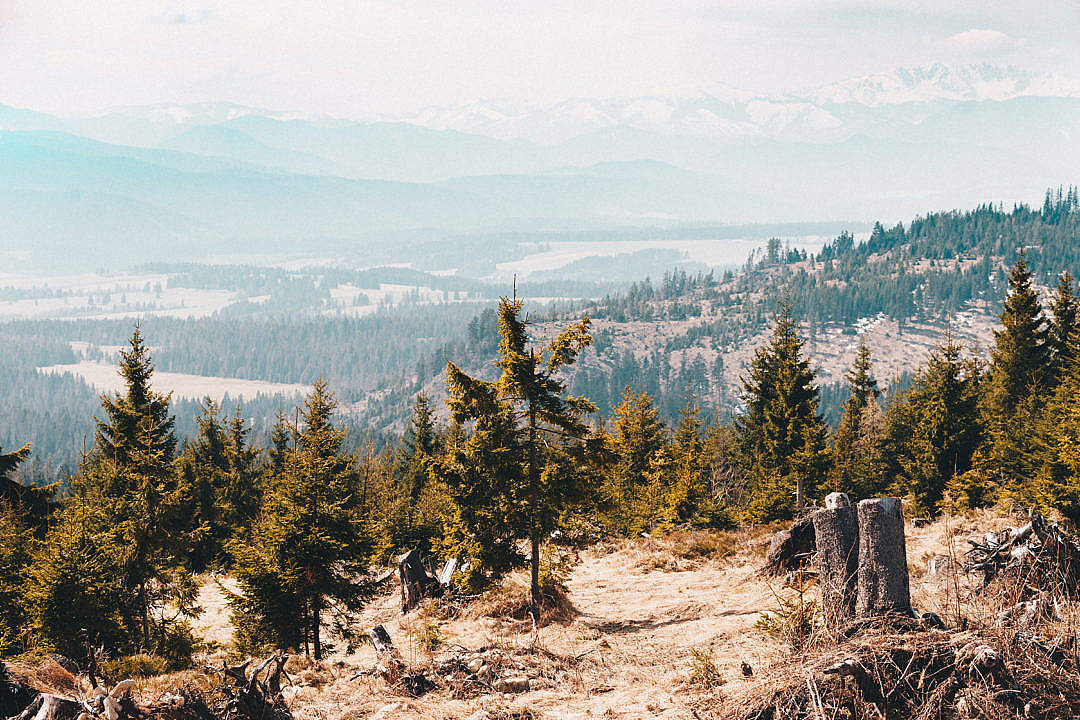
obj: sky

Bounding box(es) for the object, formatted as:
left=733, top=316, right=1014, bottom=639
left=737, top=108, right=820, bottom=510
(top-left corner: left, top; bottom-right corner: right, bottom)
left=1, top=0, right=1079, bottom=117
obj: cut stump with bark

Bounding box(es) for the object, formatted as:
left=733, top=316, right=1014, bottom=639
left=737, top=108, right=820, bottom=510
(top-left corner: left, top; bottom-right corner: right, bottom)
left=812, top=505, right=859, bottom=627
left=761, top=515, right=815, bottom=576
left=856, top=497, right=911, bottom=618
left=398, top=549, right=442, bottom=614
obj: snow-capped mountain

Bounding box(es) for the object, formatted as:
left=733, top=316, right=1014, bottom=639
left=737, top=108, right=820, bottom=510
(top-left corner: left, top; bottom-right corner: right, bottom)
left=389, top=64, right=1080, bottom=144
left=811, top=63, right=1080, bottom=107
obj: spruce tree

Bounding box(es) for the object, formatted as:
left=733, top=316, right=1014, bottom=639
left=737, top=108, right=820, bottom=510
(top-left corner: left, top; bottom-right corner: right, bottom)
left=0, top=442, right=50, bottom=530
left=601, top=388, right=667, bottom=533
left=398, top=393, right=439, bottom=502
left=0, top=500, right=33, bottom=654
left=883, top=337, right=982, bottom=515
left=829, top=341, right=882, bottom=498
left=380, top=394, right=442, bottom=557
left=231, top=381, right=373, bottom=659
left=73, top=326, right=193, bottom=651
left=179, top=399, right=229, bottom=571
left=26, top=503, right=125, bottom=659
left=436, top=297, right=594, bottom=619
left=1047, top=270, right=1079, bottom=383
left=223, top=408, right=261, bottom=535
left=735, top=299, right=828, bottom=521
left=974, top=256, right=1051, bottom=499
left=1033, top=389, right=1080, bottom=525
left=654, top=400, right=725, bottom=528
left=95, top=325, right=177, bottom=472
left=268, top=411, right=291, bottom=475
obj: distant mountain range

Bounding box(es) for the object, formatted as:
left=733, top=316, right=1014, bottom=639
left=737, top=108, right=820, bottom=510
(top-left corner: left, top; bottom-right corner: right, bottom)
left=0, top=63, right=1077, bottom=269
left=392, top=63, right=1080, bottom=143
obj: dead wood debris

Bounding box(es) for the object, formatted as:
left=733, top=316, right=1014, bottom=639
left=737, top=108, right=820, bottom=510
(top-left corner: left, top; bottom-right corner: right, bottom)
left=1, top=655, right=293, bottom=720
left=358, top=625, right=565, bottom=700
left=964, top=508, right=1080, bottom=599
left=724, top=626, right=1080, bottom=720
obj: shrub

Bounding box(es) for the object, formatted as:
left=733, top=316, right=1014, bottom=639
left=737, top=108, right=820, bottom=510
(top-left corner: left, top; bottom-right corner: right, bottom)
left=101, top=653, right=169, bottom=680
left=755, top=577, right=819, bottom=652
left=687, top=646, right=724, bottom=689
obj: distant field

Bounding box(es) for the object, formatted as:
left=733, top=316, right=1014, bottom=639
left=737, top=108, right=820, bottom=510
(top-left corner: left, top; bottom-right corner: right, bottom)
left=38, top=361, right=311, bottom=402
left=490, top=235, right=836, bottom=280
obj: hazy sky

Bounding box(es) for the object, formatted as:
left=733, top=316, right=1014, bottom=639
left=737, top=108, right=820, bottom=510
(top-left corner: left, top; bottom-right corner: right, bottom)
left=2, top=0, right=1078, bottom=117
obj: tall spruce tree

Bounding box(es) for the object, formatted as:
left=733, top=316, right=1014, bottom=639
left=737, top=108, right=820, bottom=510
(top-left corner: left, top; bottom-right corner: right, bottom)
left=735, top=299, right=828, bottom=521
left=230, top=381, right=373, bottom=659
left=974, top=256, right=1051, bottom=500
left=436, top=296, right=594, bottom=619
left=829, top=341, right=883, bottom=498
left=73, top=326, right=192, bottom=651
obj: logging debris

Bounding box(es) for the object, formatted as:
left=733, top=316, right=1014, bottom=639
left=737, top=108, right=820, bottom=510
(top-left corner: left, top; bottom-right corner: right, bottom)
left=1, top=655, right=293, bottom=720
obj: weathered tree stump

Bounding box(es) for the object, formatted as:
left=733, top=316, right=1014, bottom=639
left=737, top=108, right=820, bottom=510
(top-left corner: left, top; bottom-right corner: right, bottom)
left=398, top=549, right=441, bottom=613
left=1, top=663, right=39, bottom=720
left=855, top=497, right=911, bottom=618
left=812, top=504, right=859, bottom=627
left=761, top=515, right=815, bottom=576
left=9, top=693, right=84, bottom=720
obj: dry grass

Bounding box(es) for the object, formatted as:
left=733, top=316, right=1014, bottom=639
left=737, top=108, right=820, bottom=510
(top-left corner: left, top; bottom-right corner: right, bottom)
left=464, top=571, right=577, bottom=626
left=12, top=512, right=1080, bottom=720
left=4, top=657, right=80, bottom=697
left=631, top=526, right=775, bottom=573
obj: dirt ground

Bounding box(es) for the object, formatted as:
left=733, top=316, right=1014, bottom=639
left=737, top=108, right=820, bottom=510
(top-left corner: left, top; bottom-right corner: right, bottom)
left=177, top=510, right=1018, bottom=720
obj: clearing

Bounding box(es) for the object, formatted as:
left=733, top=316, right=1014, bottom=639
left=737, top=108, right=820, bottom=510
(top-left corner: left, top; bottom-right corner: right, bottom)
left=180, top=511, right=1014, bottom=720
left=37, top=361, right=311, bottom=402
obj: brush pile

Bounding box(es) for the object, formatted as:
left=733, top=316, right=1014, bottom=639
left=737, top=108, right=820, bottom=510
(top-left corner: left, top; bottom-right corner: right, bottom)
left=963, top=508, right=1080, bottom=598
left=362, top=624, right=557, bottom=700
left=1, top=655, right=293, bottom=720
left=723, top=621, right=1080, bottom=719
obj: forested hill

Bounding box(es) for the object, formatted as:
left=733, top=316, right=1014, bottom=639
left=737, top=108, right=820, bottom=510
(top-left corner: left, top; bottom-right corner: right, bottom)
left=3, top=190, right=1079, bottom=478
left=366, top=189, right=1080, bottom=430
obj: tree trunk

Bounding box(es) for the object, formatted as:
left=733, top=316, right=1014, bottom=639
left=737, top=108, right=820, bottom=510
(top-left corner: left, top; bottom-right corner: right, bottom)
left=855, top=497, right=911, bottom=618
left=9, top=694, right=83, bottom=720
left=812, top=504, right=859, bottom=628
left=312, top=600, right=322, bottom=660
left=528, top=400, right=541, bottom=625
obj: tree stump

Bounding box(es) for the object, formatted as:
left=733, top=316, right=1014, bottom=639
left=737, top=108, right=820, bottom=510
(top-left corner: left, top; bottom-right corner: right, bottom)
left=812, top=505, right=859, bottom=627
left=1, top=664, right=39, bottom=720
left=9, top=693, right=83, bottom=720
left=856, top=497, right=911, bottom=618
left=398, top=549, right=441, bottom=613
left=761, top=515, right=815, bottom=576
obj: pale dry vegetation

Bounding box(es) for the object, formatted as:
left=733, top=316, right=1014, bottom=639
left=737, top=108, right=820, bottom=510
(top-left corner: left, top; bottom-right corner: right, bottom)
left=11, top=510, right=1075, bottom=719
